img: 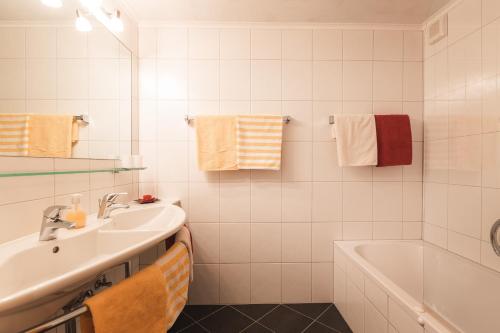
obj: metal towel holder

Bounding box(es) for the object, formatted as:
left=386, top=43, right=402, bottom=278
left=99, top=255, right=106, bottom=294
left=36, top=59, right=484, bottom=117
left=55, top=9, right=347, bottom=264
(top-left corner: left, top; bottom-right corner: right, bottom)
left=74, top=114, right=89, bottom=126
left=490, top=219, right=500, bottom=256
left=184, top=115, right=292, bottom=125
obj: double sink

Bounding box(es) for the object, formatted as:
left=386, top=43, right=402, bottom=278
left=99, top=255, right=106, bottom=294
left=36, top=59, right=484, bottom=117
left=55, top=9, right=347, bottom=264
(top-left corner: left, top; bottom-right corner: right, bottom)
left=0, top=202, right=186, bottom=332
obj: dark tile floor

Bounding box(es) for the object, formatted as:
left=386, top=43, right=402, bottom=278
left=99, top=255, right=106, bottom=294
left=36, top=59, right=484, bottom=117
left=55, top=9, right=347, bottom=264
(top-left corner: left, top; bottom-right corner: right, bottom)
left=170, top=303, right=352, bottom=333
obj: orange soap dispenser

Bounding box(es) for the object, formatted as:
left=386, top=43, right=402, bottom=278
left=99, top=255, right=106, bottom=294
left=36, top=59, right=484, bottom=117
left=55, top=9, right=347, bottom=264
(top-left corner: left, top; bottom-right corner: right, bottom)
left=65, top=193, right=87, bottom=229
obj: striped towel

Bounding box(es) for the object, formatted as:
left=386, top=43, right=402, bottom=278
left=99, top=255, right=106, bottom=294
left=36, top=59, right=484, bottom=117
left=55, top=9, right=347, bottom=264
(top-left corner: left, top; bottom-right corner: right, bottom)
left=0, top=114, right=30, bottom=156
left=237, top=115, right=283, bottom=170
left=155, top=242, right=190, bottom=329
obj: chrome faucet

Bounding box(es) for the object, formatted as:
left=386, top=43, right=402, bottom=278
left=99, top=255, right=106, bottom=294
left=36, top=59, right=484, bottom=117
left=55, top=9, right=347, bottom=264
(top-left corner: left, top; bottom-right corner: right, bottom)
left=97, top=192, right=130, bottom=219
left=39, top=205, right=75, bottom=241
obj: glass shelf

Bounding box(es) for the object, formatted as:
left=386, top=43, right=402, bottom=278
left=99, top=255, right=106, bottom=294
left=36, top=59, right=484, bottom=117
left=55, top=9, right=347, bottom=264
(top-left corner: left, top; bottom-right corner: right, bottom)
left=0, top=167, right=146, bottom=178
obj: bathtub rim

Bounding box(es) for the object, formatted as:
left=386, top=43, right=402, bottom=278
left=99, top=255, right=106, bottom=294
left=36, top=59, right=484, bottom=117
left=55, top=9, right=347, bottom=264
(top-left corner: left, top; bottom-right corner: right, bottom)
left=334, top=240, right=458, bottom=333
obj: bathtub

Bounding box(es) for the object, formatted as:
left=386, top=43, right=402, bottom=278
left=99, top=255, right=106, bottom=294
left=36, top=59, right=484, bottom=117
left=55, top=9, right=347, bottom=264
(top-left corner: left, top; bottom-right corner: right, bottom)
left=333, top=241, right=459, bottom=333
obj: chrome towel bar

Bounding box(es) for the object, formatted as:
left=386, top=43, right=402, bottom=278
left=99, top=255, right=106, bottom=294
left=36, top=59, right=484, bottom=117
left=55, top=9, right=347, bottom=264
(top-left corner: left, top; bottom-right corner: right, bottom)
left=74, top=114, right=89, bottom=125
left=184, top=115, right=292, bottom=125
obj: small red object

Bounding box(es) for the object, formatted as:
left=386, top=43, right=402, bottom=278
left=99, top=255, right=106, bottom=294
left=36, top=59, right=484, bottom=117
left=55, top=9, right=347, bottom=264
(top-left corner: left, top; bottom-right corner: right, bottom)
left=142, top=194, right=153, bottom=201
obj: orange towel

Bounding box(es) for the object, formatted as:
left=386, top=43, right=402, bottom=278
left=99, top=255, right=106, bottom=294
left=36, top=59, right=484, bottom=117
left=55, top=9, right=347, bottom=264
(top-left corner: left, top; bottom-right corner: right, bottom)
left=80, top=263, right=168, bottom=333
left=28, top=114, right=74, bottom=158
left=195, top=115, right=239, bottom=171
left=80, top=242, right=190, bottom=333
left=155, top=242, right=190, bottom=329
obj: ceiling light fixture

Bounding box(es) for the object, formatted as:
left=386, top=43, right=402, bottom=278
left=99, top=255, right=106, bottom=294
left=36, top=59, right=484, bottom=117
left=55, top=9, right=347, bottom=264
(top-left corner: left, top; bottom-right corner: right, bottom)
left=41, top=0, right=63, bottom=8
left=109, top=10, right=124, bottom=32
left=75, top=9, right=92, bottom=32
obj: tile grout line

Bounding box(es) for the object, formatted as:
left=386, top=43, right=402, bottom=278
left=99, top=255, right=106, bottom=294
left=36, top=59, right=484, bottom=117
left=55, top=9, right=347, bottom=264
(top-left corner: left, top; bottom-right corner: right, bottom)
left=230, top=304, right=278, bottom=332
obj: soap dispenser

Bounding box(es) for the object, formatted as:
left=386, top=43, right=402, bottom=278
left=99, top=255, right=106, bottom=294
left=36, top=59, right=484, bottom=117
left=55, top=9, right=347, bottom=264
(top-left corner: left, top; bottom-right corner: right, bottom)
left=65, top=194, right=87, bottom=229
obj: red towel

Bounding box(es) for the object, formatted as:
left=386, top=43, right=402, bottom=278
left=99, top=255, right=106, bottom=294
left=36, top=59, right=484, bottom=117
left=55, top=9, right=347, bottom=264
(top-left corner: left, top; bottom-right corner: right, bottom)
left=374, top=115, right=412, bottom=167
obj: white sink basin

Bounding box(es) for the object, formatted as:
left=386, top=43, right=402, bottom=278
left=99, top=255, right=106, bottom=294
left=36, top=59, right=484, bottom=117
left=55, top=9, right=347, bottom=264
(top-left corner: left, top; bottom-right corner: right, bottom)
left=0, top=202, right=185, bottom=332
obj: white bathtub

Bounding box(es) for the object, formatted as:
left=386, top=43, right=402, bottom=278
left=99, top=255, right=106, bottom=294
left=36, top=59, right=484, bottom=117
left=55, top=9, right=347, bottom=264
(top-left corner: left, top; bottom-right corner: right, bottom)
left=334, top=241, right=459, bottom=333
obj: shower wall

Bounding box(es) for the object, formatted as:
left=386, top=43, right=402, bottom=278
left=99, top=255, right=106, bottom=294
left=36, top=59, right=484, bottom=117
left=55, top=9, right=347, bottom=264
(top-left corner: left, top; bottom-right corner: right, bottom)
left=423, top=0, right=500, bottom=331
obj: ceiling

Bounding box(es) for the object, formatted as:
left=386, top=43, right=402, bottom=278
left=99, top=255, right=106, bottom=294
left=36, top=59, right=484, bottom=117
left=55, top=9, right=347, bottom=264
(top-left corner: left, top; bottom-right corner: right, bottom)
left=0, top=0, right=119, bottom=21
left=121, top=0, right=452, bottom=24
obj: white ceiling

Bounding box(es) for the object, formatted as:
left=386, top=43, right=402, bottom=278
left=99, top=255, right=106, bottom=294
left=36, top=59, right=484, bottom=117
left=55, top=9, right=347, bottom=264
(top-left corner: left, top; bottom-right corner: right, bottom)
left=0, top=0, right=119, bottom=21
left=121, top=0, right=452, bottom=24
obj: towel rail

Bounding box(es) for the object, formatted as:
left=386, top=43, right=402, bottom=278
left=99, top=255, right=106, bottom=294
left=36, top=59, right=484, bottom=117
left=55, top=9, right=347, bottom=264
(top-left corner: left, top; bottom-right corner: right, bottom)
left=24, top=261, right=132, bottom=333
left=184, top=115, right=291, bottom=125
left=74, top=115, right=89, bottom=126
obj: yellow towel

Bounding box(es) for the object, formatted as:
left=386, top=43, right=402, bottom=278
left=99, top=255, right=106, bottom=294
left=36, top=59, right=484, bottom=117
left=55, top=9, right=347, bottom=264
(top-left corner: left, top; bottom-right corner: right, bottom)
left=155, top=242, right=191, bottom=329
left=80, top=263, right=168, bottom=333
left=28, top=114, right=74, bottom=158
left=0, top=113, right=29, bottom=156
left=195, top=115, right=238, bottom=171
left=237, top=115, right=283, bottom=170
left=175, top=225, right=194, bottom=282
left=80, top=242, right=190, bottom=333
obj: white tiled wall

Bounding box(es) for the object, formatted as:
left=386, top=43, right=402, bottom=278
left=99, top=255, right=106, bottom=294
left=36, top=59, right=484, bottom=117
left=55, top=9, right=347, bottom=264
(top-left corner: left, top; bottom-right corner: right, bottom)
left=423, top=0, right=500, bottom=331
left=0, top=18, right=140, bottom=247
left=0, top=25, right=132, bottom=159
left=423, top=0, right=500, bottom=275
left=138, top=24, right=424, bottom=304
left=0, top=157, right=138, bottom=244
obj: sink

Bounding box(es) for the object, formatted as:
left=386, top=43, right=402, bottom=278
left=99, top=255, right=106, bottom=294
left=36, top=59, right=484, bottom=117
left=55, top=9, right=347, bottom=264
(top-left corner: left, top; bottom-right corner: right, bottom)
left=100, top=206, right=167, bottom=230
left=0, top=203, right=185, bottom=332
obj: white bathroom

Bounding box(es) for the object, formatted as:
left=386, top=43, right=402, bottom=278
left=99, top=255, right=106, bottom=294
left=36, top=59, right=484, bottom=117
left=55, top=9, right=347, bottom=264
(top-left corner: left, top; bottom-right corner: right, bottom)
left=0, top=0, right=499, bottom=332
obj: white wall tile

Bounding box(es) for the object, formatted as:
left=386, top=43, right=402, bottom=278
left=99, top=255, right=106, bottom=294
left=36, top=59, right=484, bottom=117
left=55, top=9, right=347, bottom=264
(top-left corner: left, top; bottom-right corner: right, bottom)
left=313, top=30, right=342, bottom=60
left=343, top=182, right=373, bottom=222
left=158, top=28, right=188, bottom=59
left=312, top=182, right=342, bottom=222
left=282, top=182, right=312, bottom=222
left=220, top=60, right=250, bottom=100
left=373, top=61, right=403, bottom=101
left=190, top=223, right=220, bottom=263
left=220, top=182, right=251, bottom=222
left=282, top=61, right=312, bottom=100
left=283, top=30, right=312, bottom=60
left=312, top=262, right=333, bottom=302
left=343, top=30, right=373, bottom=60
left=157, top=59, right=188, bottom=99
left=343, top=61, right=373, bottom=100
left=189, top=60, right=219, bottom=100
left=251, top=60, right=281, bottom=100
left=251, top=29, right=281, bottom=59
left=220, top=29, right=250, bottom=59
left=220, top=223, right=251, bottom=263
left=251, top=223, right=281, bottom=262
left=220, top=264, right=251, bottom=304
left=251, top=182, right=281, bottom=222
left=374, top=30, right=403, bottom=61
left=251, top=263, right=282, bottom=303
left=189, top=29, right=219, bottom=59
left=282, top=263, right=312, bottom=303
left=313, top=61, right=342, bottom=100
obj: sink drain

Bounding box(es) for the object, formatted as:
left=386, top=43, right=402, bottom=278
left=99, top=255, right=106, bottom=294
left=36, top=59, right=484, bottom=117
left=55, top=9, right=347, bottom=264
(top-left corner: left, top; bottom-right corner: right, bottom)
left=52, top=246, right=60, bottom=253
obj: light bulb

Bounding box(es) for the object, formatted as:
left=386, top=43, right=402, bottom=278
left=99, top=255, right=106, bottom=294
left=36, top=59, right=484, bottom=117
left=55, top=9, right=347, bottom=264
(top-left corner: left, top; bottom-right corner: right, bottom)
left=75, top=10, right=92, bottom=32
left=109, top=10, right=124, bottom=32
left=41, top=0, right=63, bottom=8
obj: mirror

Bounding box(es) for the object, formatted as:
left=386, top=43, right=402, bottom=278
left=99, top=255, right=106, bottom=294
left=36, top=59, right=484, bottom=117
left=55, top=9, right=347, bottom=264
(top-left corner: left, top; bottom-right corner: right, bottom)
left=0, top=0, right=132, bottom=159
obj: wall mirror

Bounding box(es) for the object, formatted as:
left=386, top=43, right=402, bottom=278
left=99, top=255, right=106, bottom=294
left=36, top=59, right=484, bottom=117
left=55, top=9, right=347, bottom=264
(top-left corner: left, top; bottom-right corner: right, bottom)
left=0, top=0, right=132, bottom=159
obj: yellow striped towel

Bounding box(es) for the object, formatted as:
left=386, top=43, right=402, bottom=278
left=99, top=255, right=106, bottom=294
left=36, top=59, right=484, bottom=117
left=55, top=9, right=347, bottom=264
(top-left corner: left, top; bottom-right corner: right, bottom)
left=155, top=242, right=191, bottom=330
left=0, top=113, right=29, bottom=156
left=237, top=115, right=283, bottom=170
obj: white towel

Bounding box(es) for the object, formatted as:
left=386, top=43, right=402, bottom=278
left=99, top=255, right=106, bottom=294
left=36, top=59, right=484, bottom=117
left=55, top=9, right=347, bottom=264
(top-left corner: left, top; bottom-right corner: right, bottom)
left=334, top=114, right=378, bottom=167
left=237, top=115, right=283, bottom=170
